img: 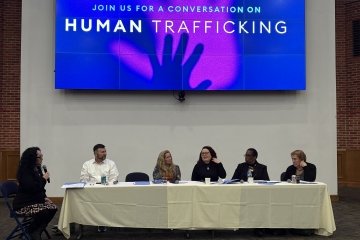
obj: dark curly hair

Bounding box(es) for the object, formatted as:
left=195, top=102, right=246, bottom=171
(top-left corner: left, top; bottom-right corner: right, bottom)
left=17, top=147, right=40, bottom=179
left=198, top=146, right=217, bottom=163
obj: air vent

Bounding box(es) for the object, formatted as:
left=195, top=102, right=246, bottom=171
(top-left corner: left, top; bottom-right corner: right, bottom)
left=353, top=20, right=360, bottom=56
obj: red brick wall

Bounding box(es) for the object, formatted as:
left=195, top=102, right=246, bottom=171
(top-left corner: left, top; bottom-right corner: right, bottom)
left=0, top=0, right=359, bottom=151
left=0, top=0, right=21, bottom=151
left=336, top=0, right=360, bottom=149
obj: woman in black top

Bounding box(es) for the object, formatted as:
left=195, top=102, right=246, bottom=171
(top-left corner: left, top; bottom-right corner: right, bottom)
left=191, top=146, right=226, bottom=182
left=13, top=147, right=57, bottom=240
left=284, top=150, right=316, bottom=182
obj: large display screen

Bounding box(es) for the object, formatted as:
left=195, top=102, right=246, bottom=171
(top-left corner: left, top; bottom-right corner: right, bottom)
left=55, top=0, right=305, bottom=90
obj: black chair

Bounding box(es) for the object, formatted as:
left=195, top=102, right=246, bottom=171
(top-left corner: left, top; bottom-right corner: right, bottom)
left=0, top=181, right=3, bottom=198
left=125, top=172, right=150, bottom=182
left=280, top=172, right=287, bottom=181
left=0, top=181, right=51, bottom=240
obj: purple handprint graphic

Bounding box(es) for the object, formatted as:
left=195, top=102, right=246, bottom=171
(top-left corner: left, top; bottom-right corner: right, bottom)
left=149, top=33, right=211, bottom=90
left=110, top=0, right=240, bottom=90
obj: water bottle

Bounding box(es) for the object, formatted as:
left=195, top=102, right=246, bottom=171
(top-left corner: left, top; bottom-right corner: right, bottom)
left=101, top=174, right=107, bottom=185
left=247, top=168, right=254, bottom=183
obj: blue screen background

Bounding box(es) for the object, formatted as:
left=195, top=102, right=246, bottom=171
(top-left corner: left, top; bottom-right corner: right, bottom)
left=55, top=0, right=305, bottom=90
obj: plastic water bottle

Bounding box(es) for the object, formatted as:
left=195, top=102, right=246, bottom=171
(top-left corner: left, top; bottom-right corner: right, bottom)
left=101, top=174, right=107, bottom=185
left=247, top=168, right=254, bottom=183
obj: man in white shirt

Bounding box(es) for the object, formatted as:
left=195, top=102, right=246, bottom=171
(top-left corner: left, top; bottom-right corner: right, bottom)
left=77, top=144, right=119, bottom=236
left=80, top=144, right=119, bottom=183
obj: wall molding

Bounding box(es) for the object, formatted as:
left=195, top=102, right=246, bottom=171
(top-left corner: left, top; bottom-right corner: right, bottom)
left=330, top=195, right=339, bottom=202
left=49, top=197, right=63, bottom=205
left=0, top=150, right=20, bottom=181
left=337, top=149, right=360, bottom=187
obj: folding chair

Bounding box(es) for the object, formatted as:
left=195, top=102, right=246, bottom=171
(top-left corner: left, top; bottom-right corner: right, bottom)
left=125, top=172, right=150, bottom=182
left=0, top=180, right=51, bottom=240
left=280, top=172, right=287, bottom=181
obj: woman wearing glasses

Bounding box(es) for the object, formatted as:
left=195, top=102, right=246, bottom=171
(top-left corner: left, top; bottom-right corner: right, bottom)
left=191, top=146, right=226, bottom=182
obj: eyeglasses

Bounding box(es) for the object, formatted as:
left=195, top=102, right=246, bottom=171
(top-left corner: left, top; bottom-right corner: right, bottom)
left=201, top=152, right=210, bottom=155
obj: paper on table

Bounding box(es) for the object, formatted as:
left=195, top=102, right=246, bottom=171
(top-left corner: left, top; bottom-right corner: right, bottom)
left=255, top=180, right=281, bottom=185
left=133, top=181, right=150, bottom=185
left=300, top=180, right=318, bottom=184
left=222, top=179, right=240, bottom=184
left=61, top=182, right=86, bottom=189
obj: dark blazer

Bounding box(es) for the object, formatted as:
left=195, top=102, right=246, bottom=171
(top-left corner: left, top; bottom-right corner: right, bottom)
left=284, top=162, right=316, bottom=182
left=232, top=161, right=270, bottom=181
left=13, top=167, right=47, bottom=210
left=191, top=161, right=226, bottom=182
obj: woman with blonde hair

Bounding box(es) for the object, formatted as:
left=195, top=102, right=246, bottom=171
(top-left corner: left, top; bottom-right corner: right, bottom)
left=284, top=150, right=316, bottom=182
left=153, top=150, right=181, bottom=183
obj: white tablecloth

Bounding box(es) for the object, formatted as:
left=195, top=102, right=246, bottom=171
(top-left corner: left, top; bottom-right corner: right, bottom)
left=58, top=181, right=336, bottom=238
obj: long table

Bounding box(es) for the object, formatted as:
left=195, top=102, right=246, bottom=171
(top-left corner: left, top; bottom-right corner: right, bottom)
left=57, top=181, right=336, bottom=238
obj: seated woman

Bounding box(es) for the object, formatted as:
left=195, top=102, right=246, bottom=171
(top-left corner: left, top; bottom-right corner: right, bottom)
left=284, top=150, right=316, bottom=182
left=191, top=146, right=226, bottom=182
left=283, top=149, right=317, bottom=236
left=153, top=150, right=181, bottom=183
left=13, top=147, right=57, bottom=240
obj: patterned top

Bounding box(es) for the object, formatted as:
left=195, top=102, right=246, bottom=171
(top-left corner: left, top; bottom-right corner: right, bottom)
left=153, top=164, right=181, bottom=183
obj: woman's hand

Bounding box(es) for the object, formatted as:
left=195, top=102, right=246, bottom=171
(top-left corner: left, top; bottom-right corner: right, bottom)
left=212, top=158, right=221, bottom=164
left=300, top=161, right=307, bottom=168
left=43, top=172, right=50, bottom=181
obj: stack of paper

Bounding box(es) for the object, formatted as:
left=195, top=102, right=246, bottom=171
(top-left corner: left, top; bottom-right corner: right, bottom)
left=61, top=182, right=86, bottom=189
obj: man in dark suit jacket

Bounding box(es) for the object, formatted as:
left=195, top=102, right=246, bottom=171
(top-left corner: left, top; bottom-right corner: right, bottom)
left=232, top=148, right=270, bottom=181
left=231, top=148, right=270, bottom=237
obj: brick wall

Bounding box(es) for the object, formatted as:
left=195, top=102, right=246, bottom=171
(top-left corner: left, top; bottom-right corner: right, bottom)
left=0, top=0, right=21, bottom=151
left=0, top=0, right=359, bottom=151
left=336, top=0, right=360, bottom=149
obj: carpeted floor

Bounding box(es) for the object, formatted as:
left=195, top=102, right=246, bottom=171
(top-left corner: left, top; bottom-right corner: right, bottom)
left=1, top=186, right=359, bottom=239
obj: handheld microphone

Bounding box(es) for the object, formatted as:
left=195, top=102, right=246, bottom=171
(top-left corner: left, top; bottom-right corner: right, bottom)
left=42, top=165, right=50, bottom=183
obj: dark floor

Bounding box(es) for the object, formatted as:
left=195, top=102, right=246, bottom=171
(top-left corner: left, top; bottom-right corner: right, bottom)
left=1, top=186, right=359, bottom=239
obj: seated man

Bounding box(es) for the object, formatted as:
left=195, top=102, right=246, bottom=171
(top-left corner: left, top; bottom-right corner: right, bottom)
left=80, top=144, right=119, bottom=184
left=232, top=148, right=270, bottom=182
left=231, top=148, right=270, bottom=237
left=78, top=144, right=119, bottom=236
